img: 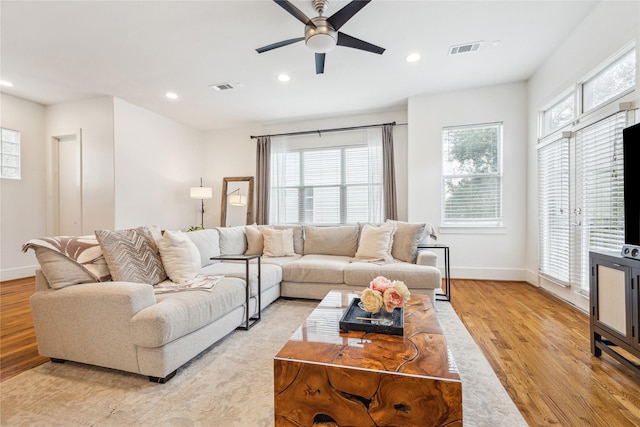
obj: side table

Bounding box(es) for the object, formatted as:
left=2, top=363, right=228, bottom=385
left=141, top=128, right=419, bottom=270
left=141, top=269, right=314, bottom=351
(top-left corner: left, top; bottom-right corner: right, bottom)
left=418, top=244, right=450, bottom=302
left=209, top=254, right=261, bottom=330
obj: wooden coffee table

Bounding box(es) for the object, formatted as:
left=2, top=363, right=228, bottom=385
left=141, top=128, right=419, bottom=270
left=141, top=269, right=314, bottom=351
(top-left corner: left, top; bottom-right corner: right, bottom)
left=274, top=290, right=462, bottom=427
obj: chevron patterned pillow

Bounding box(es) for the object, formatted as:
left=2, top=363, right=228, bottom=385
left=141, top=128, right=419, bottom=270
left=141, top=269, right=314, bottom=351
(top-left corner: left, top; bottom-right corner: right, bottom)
left=95, top=226, right=167, bottom=285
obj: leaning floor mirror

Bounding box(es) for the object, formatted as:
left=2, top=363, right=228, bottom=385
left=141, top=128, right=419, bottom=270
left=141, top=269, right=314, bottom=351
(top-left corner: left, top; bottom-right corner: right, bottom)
left=221, top=176, right=254, bottom=227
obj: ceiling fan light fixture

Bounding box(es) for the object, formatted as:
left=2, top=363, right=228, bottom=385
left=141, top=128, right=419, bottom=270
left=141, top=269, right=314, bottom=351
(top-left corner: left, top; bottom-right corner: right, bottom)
left=306, top=33, right=337, bottom=53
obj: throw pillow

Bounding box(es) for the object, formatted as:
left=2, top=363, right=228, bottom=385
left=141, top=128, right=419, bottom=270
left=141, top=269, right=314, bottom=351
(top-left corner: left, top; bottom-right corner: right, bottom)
left=262, top=227, right=295, bottom=257
left=387, top=220, right=427, bottom=263
left=354, top=223, right=396, bottom=262
left=303, top=225, right=359, bottom=256
left=245, top=225, right=264, bottom=255
left=215, top=225, right=247, bottom=255
left=95, top=226, right=167, bottom=285
left=157, top=230, right=201, bottom=283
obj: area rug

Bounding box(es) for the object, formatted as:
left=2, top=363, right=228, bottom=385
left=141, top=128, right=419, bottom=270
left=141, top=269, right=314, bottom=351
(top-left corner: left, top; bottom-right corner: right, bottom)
left=1, top=299, right=527, bottom=426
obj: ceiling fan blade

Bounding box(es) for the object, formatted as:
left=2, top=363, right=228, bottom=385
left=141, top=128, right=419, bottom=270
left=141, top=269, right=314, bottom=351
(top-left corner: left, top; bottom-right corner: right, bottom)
left=256, top=37, right=304, bottom=53
left=336, top=32, right=385, bottom=55
left=327, top=0, right=371, bottom=30
left=274, top=0, right=315, bottom=26
left=315, top=53, right=325, bottom=74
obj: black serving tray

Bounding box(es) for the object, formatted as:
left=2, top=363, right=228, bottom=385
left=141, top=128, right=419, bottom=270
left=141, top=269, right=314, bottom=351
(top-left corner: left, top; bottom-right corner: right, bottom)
left=339, top=297, right=404, bottom=336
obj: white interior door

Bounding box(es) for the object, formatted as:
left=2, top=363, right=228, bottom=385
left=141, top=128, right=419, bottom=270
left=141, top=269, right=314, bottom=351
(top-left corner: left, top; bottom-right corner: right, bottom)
left=54, top=133, right=82, bottom=235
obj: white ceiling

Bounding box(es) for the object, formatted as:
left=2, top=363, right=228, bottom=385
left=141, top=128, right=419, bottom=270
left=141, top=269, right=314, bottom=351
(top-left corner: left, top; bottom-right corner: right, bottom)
left=1, top=0, right=600, bottom=131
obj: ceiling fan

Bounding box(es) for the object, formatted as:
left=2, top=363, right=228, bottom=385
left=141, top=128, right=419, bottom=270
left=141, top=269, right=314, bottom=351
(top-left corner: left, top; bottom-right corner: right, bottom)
left=256, top=0, right=385, bottom=74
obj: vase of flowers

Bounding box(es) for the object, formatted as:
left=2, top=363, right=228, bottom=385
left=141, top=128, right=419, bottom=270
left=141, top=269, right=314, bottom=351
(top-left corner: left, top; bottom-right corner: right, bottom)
left=360, top=276, right=411, bottom=325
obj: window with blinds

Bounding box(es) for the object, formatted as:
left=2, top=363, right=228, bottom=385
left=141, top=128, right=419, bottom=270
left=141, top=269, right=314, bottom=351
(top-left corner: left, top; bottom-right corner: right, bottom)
left=538, top=136, right=570, bottom=284
left=442, top=122, right=503, bottom=226
left=573, top=112, right=627, bottom=293
left=270, top=144, right=383, bottom=225
left=1, top=128, right=21, bottom=180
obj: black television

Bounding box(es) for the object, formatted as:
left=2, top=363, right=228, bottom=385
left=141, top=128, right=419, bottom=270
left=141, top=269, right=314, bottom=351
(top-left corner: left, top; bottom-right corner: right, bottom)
left=623, top=122, right=640, bottom=246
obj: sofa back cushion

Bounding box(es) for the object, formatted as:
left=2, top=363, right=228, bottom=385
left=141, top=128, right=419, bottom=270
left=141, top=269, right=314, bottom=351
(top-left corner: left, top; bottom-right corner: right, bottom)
left=303, top=225, right=358, bottom=257
left=95, top=226, right=167, bottom=285
left=215, top=225, right=247, bottom=255
left=186, top=229, right=221, bottom=267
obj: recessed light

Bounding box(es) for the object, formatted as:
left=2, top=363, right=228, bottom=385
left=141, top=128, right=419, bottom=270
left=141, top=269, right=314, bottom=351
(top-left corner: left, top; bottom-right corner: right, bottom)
left=0, top=80, right=14, bottom=87
left=277, top=74, right=291, bottom=82
left=406, top=53, right=421, bottom=63
left=165, top=92, right=178, bottom=100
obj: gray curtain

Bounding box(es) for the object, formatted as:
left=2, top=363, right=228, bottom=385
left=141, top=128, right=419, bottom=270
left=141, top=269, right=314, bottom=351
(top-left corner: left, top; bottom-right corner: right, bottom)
left=382, top=124, right=398, bottom=220
left=255, top=136, right=271, bottom=225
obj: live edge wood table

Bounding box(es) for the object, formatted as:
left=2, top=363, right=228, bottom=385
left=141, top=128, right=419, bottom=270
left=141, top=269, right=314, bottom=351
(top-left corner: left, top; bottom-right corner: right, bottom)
left=274, top=290, right=462, bottom=427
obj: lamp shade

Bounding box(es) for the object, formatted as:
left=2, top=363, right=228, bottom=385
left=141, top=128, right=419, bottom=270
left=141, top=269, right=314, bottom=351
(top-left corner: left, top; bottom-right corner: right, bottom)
left=228, top=194, right=247, bottom=206
left=190, top=186, right=212, bottom=199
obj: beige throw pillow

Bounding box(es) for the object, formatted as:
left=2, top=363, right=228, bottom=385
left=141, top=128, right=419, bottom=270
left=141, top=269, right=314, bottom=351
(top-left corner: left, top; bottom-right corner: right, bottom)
left=245, top=225, right=264, bottom=255
left=262, top=228, right=295, bottom=257
left=158, top=230, right=201, bottom=283
left=387, top=220, right=427, bottom=263
left=95, top=226, right=167, bottom=285
left=354, top=223, right=395, bottom=262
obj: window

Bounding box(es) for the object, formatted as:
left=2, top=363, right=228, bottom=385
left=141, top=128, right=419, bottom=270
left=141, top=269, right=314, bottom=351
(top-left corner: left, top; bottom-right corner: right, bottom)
left=542, top=93, right=575, bottom=135
left=583, top=48, right=636, bottom=112
left=269, top=130, right=383, bottom=225
left=538, top=135, right=570, bottom=284
left=1, top=128, right=21, bottom=180
left=442, top=122, right=503, bottom=226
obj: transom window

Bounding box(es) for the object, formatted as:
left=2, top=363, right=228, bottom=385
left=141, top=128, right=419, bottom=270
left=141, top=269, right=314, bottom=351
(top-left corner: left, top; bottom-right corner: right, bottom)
left=1, top=128, right=21, bottom=180
left=441, top=122, right=503, bottom=226
left=583, top=48, right=636, bottom=113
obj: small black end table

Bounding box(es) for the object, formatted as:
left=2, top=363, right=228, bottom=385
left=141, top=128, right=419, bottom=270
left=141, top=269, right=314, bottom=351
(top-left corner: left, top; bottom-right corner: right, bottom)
left=417, top=244, right=450, bottom=302
left=209, top=254, right=261, bottom=330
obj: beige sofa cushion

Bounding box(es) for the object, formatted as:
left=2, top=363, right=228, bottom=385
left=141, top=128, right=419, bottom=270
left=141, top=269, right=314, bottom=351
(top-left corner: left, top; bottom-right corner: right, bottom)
left=344, top=261, right=441, bottom=290
left=95, top=226, right=167, bottom=285
left=282, top=254, right=352, bottom=284
left=303, top=225, right=358, bottom=256
left=270, top=225, right=304, bottom=254
left=131, top=279, right=246, bottom=347
left=185, top=229, right=221, bottom=267
left=216, top=225, right=247, bottom=255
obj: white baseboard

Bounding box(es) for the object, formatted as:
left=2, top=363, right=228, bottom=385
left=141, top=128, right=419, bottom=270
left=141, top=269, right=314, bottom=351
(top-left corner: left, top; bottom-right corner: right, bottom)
left=446, top=266, right=528, bottom=281
left=1, top=265, right=38, bottom=282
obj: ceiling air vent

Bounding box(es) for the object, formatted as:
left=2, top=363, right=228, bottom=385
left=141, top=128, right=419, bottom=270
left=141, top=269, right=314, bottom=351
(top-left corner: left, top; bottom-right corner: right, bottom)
left=449, top=41, right=483, bottom=56
left=209, top=82, right=243, bottom=91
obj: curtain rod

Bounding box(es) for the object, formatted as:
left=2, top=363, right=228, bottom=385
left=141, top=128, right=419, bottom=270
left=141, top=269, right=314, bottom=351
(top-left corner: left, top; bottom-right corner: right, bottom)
left=251, top=121, right=399, bottom=139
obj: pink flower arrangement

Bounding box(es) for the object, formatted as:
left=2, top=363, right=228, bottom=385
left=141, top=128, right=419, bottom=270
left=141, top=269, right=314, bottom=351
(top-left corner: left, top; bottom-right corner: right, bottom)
left=361, top=276, right=411, bottom=313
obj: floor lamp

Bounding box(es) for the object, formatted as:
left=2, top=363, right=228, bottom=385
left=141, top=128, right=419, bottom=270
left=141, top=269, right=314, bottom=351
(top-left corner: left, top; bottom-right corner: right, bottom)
left=190, top=178, right=212, bottom=229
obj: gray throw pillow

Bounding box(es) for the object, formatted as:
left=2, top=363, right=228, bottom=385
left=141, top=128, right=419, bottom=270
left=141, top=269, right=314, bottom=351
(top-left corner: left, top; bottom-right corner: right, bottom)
left=387, top=220, right=427, bottom=263
left=95, top=226, right=167, bottom=285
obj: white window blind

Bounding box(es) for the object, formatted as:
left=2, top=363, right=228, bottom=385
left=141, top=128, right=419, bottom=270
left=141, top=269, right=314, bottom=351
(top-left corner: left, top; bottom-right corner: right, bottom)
left=573, top=112, right=627, bottom=293
left=538, top=136, right=570, bottom=284
left=269, top=130, right=383, bottom=225
left=442, top=123, right=503, bottom=226
left=1, top=128, right=21, bottom=180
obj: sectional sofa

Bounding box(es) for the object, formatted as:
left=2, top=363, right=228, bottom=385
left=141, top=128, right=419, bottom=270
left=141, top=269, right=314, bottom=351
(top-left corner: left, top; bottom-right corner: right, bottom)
left=24, top=221, right=441, bottom=382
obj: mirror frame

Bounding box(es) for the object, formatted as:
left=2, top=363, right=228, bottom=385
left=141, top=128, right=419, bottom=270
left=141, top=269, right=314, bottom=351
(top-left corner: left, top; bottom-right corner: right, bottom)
left=221, top=176, right=254, bottom=227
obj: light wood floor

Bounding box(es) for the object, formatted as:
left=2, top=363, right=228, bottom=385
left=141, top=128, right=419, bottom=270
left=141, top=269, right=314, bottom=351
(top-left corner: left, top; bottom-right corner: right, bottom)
left=1, top=277, right=640, bottom=426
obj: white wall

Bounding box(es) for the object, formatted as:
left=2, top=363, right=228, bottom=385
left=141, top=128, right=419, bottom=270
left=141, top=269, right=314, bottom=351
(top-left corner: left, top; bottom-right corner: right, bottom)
left=0, top=94, right=46, bottom=281
left=113, top=98, right=204, bottom=230
left=203, top=109, right=408, bottom=227
left=526, top=1, right=639, bottom=308
left=407, top=82, right=529, bottom=280
left=45, top=97, right=116, bottom=234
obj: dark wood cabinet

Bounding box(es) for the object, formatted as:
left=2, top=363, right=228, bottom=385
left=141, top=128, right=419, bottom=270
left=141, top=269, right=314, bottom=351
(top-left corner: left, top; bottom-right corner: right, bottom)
left=590, top=251, right=640, bottom=373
